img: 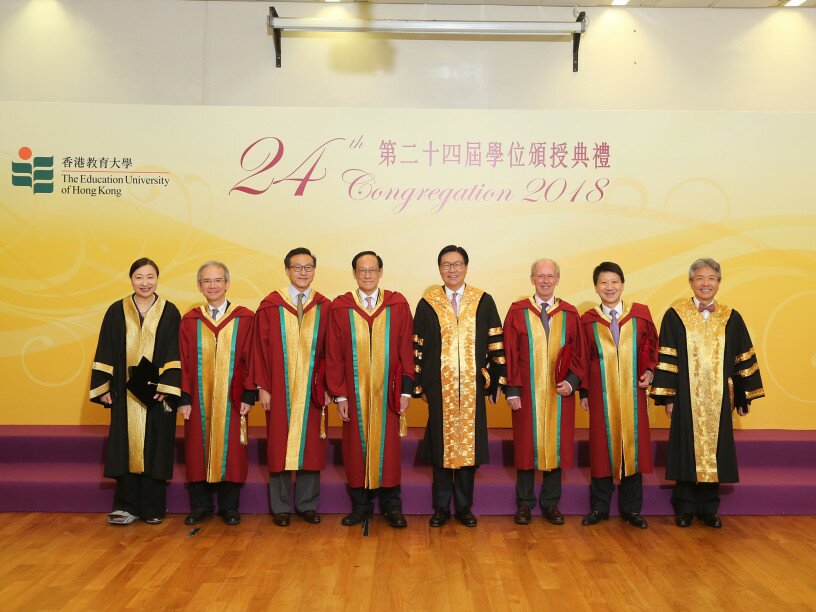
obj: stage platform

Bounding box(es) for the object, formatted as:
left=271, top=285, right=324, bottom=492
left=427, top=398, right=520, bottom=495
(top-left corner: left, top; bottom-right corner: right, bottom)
left=1, top=426, right=814, bottom=516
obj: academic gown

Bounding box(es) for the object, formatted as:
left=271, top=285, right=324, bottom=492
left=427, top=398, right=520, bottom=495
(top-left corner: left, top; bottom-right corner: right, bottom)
left=650, top=299, right=765, bottom=484
left=248, top=289, right=330, bottom=473
left=580, top=302, right=658, bottom=479
left=179, top=304, right=254, bottom=484
left=504, top=298, right=585, bottom=471
left=413, top=286, right=506, bottom=469
left=325, top=290, right=415, bottom=489
left=89, top=296, right=181, bottom=480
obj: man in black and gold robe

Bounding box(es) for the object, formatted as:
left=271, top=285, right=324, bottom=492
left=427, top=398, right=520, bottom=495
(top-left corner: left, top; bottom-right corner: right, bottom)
left=651, top=258, right=764, bottom=528
left=413, top=245, right=505, bottom=528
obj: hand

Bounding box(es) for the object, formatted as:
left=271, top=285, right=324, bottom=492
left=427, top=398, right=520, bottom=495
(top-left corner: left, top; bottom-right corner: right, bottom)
left=638, top=370, right=653, bottom=389
left=100, top=392, right=113, bottom=407
left=580, top=398, right=589, bottom=412
left=153, top=392, right=166, bottom=402
left=324, top=391, right=332, bottom=407
left=488, top=392, right=496, bottom=405
left=259, top=388, right=271, bottom=412
left=399, top=395, right=410, bottom=414
left=664, top=402, right=674, bottom=419
left=507, top=397, right=521, bottom=411
left=421, top=393, right=428, bottom=404
left=337, top=399, right=350, bottom=422
left=736, top=406, right=749, bottom=417
left=556, top=381, right=573, bottom=397
left=179, top=405, right=192, bottom=420
left=240, top=402, right=252, bottom=416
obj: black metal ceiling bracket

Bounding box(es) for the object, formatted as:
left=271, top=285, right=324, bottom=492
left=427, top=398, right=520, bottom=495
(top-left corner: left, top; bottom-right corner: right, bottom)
left=573, top=11, right=585, bottom=73
left=270, top=6, right=282, bottom=68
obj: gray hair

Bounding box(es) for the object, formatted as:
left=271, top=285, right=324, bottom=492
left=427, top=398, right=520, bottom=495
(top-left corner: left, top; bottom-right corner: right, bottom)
left=530, top=258, right=561, bottom=278
left=197, top=260, right=230, bottom=283
left=688, top=258, right=721, bottom=281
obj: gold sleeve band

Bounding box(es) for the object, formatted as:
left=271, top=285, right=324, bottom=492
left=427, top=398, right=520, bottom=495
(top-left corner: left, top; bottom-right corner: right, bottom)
left=737, top=362, right=760, bottom=378
left=745, top=388, right=765, bottom=400
left=491, top=356, right=506, bottom=365
left=92, top=361, right=114, bottom=375
left=412, top=335, right=424, bottom=346
left=481, top=367, right=491, bottom=390
left=488, top=327, right=503, bottom=337
left=659, top=347, right=678, bottom=357
left=414, top=385, right=423, bottom=395
left=414, top=364, right=422, bottom=374
left=159, top=360, right=181, bottom=375
left=90, top=381, right=110, bottom=399
left=155, top=383, right=181, bottom=397
left=487, top=342, right=504, bottom=352
left=414, top=349, right=423, bottom=359
left=735, top=347, right=756, bottom=364
left=656, top=362, right=679, bottom=373
left=650, top=387, right=677, bottom=397
left=498, top=376, right=508, bottom=386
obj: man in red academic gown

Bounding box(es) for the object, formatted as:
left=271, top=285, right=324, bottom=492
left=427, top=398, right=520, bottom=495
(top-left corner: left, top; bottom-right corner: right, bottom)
left=178, top=261, right=254, bottom=526
left=325, top=251, right=415, bottom=528
left=579, top=262, right=657, bottom=530
left=503, top=258, right=585, bottom=526
left=247, top=247, right=331, bottom=527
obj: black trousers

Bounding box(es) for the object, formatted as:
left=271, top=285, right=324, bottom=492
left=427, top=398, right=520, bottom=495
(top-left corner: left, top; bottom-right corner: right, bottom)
left=113, top=472, right=167, bottom=519
left=516, top=468, right=561, bottom=509
left=672, top=481, right=721, bottom=515
left=349, top=485, right=402, bottom=514
left=432, top=465, right=476, bottom=513
left=189, top=480, right=242, bottom=514
left=589, top=473, right=643, bottom=515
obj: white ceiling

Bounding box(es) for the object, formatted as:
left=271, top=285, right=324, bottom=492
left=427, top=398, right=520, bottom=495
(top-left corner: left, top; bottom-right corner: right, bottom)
left=259, top=0, right=815, bottom=7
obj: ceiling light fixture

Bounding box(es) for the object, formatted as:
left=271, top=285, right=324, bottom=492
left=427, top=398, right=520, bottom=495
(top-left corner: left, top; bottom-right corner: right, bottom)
left=267, top=6, right=589, bottom=72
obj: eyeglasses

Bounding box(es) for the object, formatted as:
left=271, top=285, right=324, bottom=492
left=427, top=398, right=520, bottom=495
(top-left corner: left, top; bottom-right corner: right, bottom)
left=355, top=268, right=381, bottom=276
left=440, top=261, right=465, bottom=271
left=200, top=278, right=226, bottom=286
left=289, top=265, right=315, bottom=273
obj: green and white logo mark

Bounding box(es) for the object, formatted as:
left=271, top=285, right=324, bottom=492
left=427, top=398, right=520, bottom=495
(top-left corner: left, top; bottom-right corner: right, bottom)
left=12, top=147, right=53, bottom=193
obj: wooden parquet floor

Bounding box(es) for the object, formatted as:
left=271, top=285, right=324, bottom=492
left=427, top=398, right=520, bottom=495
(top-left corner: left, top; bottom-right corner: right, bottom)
left=0, top=513, right=814, bottom=611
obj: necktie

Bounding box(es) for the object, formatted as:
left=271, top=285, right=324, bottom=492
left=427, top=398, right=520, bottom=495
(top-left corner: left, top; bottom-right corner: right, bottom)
left=610, top=309, right=620, bottom=347
left=297, top=292, right=305, bottom=327
left=366, top=296, right=373, bottom=311
left=211, top=307, right=218, bottom=321
left=451, top=292, right=459, bottom=317
left=698, top=302, right=715, bottom=313
left=540, top=303, right=550, bottom=340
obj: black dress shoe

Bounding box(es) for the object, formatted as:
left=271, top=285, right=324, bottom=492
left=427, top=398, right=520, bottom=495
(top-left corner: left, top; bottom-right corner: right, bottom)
left=383, top=509, right=408, bottom=529
left=185, top=508, right=212, bottom=525
left=621, top=512, right=648, bottom=529
left=298, top=509, right=321, bottom=524
left=454, top=510, right=477, bottom=527
left=675, top=512, right=693, bottom=527
left=543, top=505, right=565, bottom=525
left=341, top=510, right=370, bottom=526
left=272, top=512, right=290, bottom=527
left=429, top=509, right=451, bottom=527
left=700, top=514, right=722, bottom=528
left=221, top=510, right=241, bottom=526
left=581, top=510, right=610, bottom=526
left=514, top=505, right=532, bottom=525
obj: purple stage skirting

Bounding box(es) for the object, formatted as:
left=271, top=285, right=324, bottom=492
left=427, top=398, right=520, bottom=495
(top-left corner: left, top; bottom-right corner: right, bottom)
left=1, top=426, right=814, bottom=515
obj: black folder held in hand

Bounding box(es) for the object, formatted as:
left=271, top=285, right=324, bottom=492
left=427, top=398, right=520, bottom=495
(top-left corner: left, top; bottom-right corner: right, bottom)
left=126, top=357, right=160, bottom=406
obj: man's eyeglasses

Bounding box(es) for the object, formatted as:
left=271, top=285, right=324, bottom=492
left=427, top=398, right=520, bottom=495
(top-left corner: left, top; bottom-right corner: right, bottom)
left=355, top=268, right=381, bottom=276
left=200, top=278, right=226, bottom=286
left=440, top=261, right=465, bottom=271
left=289, top=265, right=315, bottom=273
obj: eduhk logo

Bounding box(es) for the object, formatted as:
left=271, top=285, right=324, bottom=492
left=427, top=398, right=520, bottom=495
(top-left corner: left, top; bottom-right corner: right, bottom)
left=11, top=146, right=54, bottom=193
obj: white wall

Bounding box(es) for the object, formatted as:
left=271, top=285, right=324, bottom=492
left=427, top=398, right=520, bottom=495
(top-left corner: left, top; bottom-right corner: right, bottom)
left=2, top=0, right=815, bottom=111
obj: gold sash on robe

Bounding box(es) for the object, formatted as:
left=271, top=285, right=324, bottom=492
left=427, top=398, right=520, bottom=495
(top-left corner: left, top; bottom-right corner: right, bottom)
left=349, top=291, right=389, bottom=488
left=278, top=289, right=321, bottom=471
left=424, top=285, right=483, bottom=469
left=673, top=299, right=731, bottom=483
left=195, top=305, right=240, bottom=483
left=123, top=296, right=167, bottom=473
left=591, top=303, right=639, bottom=479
